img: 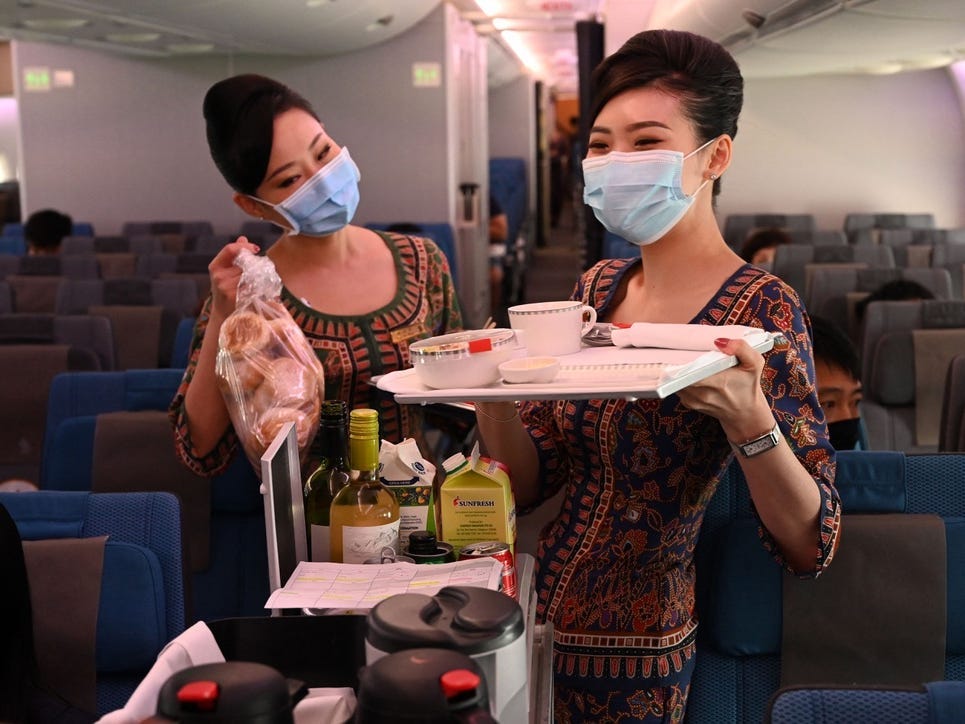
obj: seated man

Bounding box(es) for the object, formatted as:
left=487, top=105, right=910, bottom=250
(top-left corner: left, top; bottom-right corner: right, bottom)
left=811, top=315, right=866, bottom=450
left=25, top=209, right=73, bottom=255
left=739, top=227, right=790, bottom=268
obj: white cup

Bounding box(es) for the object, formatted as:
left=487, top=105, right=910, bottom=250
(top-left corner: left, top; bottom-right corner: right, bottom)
left=507, top=301, right=598, bottom=356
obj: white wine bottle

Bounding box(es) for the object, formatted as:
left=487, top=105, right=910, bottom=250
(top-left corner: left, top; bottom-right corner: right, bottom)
left=303, top=399, right=351, bottom=562
left=330, top=408, right=400, bottom=563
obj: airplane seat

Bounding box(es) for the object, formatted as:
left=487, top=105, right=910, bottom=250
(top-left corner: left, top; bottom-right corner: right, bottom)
left=55, top=277, right=199, bottom=368
left=0, top=279, right=11, bottom=313
left=0, top=344, right=100, bottom=483
left=687, top=450, right=965, bottom=724
left=0, top=312, right=116, bottom=370
left=771, top=244, right=894, bottom=297
left=860, top=300, right=965, bottom=452
left=365, top=222, right=459, bottom=283
left=0, top=489, right=187, bottom=716
left=939, top=355, right=965, bottom=452
left=170, top=316, right=196, bottom=369
left=40, top=369, right=269, bottom=622
left=603, top=230, right=638, bottom=259
left=931, top=243, right=965, bottom=299
left=190, top=233, right=234, bottom=254
left=0, top=235, right=25, bottom=255
left=806, top=267, right=953, bottom=339
left=722, top=213, right=815, bottom=251
left=844, top=213, right=935, bottom=245
left=786, top=229, right=848, bottom=245
left=765, top=682, right=965, bottom=724
left=135, top=251, right=177, bottom=279
left=489, top=156, right=528, bottom=249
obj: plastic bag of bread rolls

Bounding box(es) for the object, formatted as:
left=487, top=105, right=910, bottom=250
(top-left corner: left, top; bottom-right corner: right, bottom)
left=215, top=249, right=325, bottom=470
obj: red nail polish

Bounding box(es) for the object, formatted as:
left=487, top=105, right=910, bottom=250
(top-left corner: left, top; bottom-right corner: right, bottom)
left=714, top=338, right=729, bottom=348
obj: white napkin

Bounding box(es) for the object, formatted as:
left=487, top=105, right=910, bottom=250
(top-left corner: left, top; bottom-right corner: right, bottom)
left=610, top=323, right=759, bottom=351
left=96, top=620, right=357, bottom=723
left=295, top=688, right=357, bottom=723
left=96, top=621, right=225, bottom=723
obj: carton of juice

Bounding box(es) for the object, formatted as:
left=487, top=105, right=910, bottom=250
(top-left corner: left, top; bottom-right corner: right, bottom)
left=439, top=442, right=516, bottom=556
left=378, top=438, right=437, bottom=551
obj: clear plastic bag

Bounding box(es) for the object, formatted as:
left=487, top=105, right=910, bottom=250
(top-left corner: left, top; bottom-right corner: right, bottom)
left=215, top=249, right=324, bottom=469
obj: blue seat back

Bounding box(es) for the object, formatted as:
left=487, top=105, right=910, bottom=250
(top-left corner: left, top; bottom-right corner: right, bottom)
left=687, top=451, right=965, bottom=724
left=0, top=490, right=185, bottom=714
left=40, top=369, right=268, bottom=621
left=489, top=157, right=527, bottom=248
left=366, top=222, right=459, bottom=282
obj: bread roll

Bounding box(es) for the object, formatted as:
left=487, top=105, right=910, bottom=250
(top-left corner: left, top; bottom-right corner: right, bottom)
left=221, top=311, right=271, bottom=355
left=255, top=405, right=314, bottom=452
left=253, top=357, right=320, bottom=412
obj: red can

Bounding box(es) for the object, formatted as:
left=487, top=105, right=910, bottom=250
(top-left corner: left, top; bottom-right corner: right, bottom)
left=459, top=541, right=517, bottom=600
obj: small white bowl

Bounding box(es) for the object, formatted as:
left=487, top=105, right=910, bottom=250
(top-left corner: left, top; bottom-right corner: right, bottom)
left=498, top=356, right=560, bottom=384
left=409, top=329, right=516, bottom=389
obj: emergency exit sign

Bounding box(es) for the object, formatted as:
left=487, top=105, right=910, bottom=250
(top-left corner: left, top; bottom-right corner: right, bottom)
left=412, top=62, right=441, bottom=88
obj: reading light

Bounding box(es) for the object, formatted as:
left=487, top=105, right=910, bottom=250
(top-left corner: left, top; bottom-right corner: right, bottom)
left=21, top=17, right=90, bottom=30
left=104, top=32, right=161, bottom=43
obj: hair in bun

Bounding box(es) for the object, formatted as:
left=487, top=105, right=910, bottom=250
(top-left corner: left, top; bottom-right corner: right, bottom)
left=203, top=73, right=319, bottom=195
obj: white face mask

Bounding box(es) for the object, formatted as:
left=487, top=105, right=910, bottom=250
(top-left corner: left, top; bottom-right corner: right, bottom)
left=582, top=137, right=716, bottom=246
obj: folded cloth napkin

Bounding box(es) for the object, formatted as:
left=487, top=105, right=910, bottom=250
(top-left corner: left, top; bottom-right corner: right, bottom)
left=97, top=621, right=358, bottom=723
left=97, top=621, right=225, bottom=724
left=610, top=323, right=760, bottom=350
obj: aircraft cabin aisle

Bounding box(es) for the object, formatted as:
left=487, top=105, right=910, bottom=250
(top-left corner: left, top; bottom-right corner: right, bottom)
left=0, top=1, right=964, bottom=722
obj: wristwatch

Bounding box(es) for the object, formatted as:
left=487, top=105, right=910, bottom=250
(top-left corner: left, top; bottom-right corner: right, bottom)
left=730, top=422, right=782, bottom=458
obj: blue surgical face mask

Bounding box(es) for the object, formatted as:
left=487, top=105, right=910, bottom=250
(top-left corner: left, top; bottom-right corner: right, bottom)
left=582, top=138, right=716, bottom=246
left=257, top=146, right=361, bottom=237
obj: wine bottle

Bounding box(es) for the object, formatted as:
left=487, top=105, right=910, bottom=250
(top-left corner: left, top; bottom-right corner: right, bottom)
left=303, top=399, right=351, bottom=562
left=330, top=408, right=401, bottom=563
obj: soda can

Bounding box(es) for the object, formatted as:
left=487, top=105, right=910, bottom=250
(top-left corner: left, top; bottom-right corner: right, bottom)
left=459, top=541, right=517, bottom=600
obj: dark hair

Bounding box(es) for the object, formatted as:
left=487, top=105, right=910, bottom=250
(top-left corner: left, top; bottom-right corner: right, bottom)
left=739, top=227, right=791, bottom=263
left=24, top=209, right=73, bottom=253
left=854, top=279, right=936, bottom=323
left=203, top=74, right=319, bottom=195
left=811, top=315, right=860, bottom=381
left=589, top=29, right=743, bottom=197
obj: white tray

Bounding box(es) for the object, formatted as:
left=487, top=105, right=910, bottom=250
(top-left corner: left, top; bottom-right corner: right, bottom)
left=377, top=330, right=778, bottom=403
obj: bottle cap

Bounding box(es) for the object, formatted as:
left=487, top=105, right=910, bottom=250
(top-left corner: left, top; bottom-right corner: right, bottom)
left=349, top=408, right=379, bottom=438
left=320, top=399, right=347, bottom=424
left=407, top=530, right=438, bottom=554
left=441, top=452, right=467, bottom=474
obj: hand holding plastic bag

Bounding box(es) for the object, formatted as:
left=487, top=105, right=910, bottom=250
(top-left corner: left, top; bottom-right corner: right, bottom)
left=215, top=249, right=324, bottom=469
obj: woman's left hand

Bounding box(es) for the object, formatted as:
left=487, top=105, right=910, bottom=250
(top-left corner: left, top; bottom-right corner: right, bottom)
left=676, top=337, right=775, bottom=441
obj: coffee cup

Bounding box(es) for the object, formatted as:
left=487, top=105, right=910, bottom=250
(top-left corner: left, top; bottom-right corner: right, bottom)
left=507, top=301, right=597, bottom=356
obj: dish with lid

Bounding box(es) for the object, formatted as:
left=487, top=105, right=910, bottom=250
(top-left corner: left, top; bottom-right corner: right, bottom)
left=408, top=329, right=517, bottom=389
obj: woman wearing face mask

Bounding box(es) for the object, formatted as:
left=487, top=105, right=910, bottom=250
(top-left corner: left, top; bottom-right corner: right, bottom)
left=474, top=31, right=841, bottom=722
left=170, top=74, right=462, bottom=477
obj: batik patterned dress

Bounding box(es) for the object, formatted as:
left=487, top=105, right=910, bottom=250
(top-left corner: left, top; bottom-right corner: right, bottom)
left=169, top=231, right=462, bottom=477
left=520, top=259, right=841, bottom=723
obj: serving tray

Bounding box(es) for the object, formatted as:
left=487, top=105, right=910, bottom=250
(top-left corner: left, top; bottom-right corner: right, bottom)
left=377, top=329, right=778, bottom=403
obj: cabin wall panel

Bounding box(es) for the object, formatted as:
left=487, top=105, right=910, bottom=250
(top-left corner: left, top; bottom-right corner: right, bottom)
left=12, top=3, right=453, bottom=235
left=719, top=70, right=965, bottom=229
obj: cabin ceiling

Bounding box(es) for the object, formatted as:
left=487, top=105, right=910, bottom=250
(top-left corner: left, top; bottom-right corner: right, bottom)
left=0, top=0, right=963, bottom=93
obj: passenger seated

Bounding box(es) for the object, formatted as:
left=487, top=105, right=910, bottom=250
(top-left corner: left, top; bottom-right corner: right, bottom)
left=739, top=227, right=790, bottom=268
left=811, top=315, right=865, bottom=450
left=854, top=279, right=936, bottom=327
left=25, top=209, right=73, bottom=256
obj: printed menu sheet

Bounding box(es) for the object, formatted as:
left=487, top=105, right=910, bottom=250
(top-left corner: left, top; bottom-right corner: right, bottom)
left=264, top=558, right=505, bottom=610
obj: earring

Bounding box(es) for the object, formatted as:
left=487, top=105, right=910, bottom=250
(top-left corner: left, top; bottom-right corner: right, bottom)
left=709, top=173, right=719, bottom=180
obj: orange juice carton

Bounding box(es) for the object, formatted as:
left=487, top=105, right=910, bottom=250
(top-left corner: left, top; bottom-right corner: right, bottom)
left=378, top=438, right=437, bottom=550
left=439, top=442, right=516, bottom=556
